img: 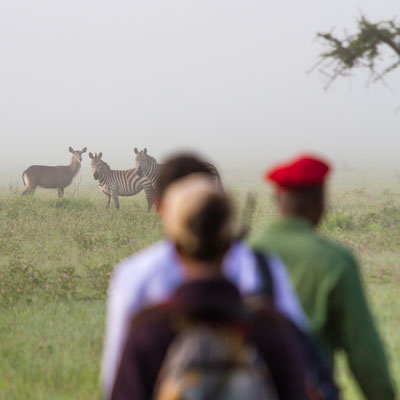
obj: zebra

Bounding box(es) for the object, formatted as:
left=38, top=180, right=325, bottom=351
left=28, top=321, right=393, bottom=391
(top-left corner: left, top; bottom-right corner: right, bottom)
left=133, top=147, right=223, bottom=191
left=89, top=152, right=154, bottom=211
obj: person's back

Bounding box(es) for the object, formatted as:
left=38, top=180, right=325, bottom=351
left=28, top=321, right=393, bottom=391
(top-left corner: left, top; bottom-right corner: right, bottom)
left=112, top=277, right=306, bottom=400
left=252, top=218, right=349, bottom=359
left=252, top=218, right=388, bottom=365
left=249, top=155, right=396, bottom=399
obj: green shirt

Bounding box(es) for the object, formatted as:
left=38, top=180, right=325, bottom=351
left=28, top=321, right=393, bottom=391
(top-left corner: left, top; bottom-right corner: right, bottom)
left=249, top=217, right=395, bottom=399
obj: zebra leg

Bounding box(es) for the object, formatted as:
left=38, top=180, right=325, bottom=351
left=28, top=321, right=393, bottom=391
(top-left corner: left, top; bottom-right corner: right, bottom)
left=144, top=185, right=154, bottom=212
left=111, top=191, right=120, bottom=209
left=58, top=188, right=64, bottom=198
left=105, top=193, right=111, bottom=208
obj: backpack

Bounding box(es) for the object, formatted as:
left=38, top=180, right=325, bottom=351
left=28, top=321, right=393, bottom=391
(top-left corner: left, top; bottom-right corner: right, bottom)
left=252, top=251, right=339, bottom=400
left=153, top=315, right=278, bottom=400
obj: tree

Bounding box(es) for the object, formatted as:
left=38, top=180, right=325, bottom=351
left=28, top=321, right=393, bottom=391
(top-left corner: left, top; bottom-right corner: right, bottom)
left=314, top=16, right=400, bottom=89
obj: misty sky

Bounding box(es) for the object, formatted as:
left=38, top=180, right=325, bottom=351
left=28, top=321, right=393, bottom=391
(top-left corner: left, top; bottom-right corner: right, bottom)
left=1, top=0, right=399, bottom=180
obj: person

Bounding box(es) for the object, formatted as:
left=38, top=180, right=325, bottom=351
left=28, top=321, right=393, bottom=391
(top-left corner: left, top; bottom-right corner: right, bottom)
left=111, top=173, right=308, bottom=400
left=249, top=154, right=396, bottom=399
left=101, top=153, right=308, bottom=399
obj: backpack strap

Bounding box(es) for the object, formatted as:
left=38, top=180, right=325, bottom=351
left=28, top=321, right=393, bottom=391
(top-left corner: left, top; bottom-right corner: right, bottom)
left=253, top=250, right=275, bottom=301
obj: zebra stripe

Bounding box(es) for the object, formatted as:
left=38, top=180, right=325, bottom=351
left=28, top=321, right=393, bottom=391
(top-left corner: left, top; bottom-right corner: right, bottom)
left=90, top=154, right=154, bottom=211
left=138, top=156, right=162, bottom=187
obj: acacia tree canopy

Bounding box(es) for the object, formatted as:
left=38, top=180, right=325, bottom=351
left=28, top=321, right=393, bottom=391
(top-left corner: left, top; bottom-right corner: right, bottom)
left=315, top=16, right=400, bottom=88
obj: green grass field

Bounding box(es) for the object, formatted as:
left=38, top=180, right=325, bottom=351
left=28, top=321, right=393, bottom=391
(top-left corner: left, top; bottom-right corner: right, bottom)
left=0, top=175, right=399, bottom=399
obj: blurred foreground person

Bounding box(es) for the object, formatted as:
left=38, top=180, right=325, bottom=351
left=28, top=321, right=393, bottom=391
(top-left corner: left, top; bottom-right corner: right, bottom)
left=249, top=155, right=396, bottom=399
left=101, top=154, right=307, bottom=398
left=111, top=174, right=307, bottom=400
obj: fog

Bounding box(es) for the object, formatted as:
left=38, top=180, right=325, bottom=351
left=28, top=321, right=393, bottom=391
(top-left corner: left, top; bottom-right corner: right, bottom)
left=1, top=0, right=399, bottom=184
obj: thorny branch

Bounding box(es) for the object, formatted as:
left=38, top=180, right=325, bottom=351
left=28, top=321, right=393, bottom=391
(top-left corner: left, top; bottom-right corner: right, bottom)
left=314, top=16, right=400, bottom=89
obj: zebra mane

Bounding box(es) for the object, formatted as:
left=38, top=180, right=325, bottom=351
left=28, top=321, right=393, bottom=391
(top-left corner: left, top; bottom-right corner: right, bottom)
left=144, top=152, right=157, bottom=163
left=99, top=159, right=111, bottom=170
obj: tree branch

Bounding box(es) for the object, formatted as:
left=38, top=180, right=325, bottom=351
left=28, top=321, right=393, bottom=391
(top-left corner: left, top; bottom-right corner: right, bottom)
left=314, top=16, right=400, bottom=87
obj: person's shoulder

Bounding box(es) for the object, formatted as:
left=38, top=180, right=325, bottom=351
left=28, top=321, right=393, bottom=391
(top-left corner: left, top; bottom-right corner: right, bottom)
left=314, top=234, right=355, bottom=261
left=131, top=303, right=171, bottom=326
left=311, top=234, right=359, bottom=277
left=112, top=240, right=174, bottom=284
left=127, top=303, right=176, bottom=346
left=227, top=240, right=252, bottom=256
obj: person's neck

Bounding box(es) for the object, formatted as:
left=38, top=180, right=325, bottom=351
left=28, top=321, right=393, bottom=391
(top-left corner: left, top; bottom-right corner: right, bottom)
left=279, top=212, right=318, bottom=227
left=178, top=255, right=223, bottom=280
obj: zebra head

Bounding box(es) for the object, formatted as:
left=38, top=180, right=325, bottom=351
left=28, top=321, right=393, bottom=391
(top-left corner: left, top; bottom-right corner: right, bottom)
left=134, top=147, right=151, bottom=176
left=89, top=152, right=109, bottom=180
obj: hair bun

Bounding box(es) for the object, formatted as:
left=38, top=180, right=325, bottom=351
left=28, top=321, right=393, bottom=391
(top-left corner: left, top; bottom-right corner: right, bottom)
left=162, top=173, right=233, bottom=260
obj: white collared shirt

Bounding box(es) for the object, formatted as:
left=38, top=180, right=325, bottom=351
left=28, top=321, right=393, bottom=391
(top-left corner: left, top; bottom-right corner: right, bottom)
left=101, top=240, right=308, bottom=398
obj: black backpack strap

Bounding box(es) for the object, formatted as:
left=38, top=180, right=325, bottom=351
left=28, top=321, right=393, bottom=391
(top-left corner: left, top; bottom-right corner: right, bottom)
left=253, top=250, right=275, bottom=301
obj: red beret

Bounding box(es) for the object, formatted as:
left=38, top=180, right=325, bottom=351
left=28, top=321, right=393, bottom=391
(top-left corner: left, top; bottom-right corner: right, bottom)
left=265, top=154, right=330, bottom=189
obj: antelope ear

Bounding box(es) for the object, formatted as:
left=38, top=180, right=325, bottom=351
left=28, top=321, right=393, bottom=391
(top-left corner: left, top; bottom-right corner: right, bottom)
left=81, top=147, right=87, bottom=153
left=134, top=147, right=139, bottom=154
left=89, top=152, right=94, bottom=159
left=143, top=148, right=147, bottom=154
left=69, top=147, right=74, bottom=153
left=98, top=152, right=103, bottom=159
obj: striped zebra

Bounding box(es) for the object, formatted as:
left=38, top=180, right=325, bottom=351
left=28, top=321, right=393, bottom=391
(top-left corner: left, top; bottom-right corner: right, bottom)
left=89, top=152, right=154, bottom=211
left=133, top=147, right=223, bottom=191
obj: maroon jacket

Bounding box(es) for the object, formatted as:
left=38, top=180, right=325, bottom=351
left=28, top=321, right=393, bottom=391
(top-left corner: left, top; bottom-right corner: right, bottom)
left=112, top=277, right=308, bottom=400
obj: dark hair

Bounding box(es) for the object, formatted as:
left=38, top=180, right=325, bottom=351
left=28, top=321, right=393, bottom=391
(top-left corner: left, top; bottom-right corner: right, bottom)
left=277, top=186, right=325, bottom=225
left=156, top=154, right=216, bottom=201
left=176, top=193, right=232, bottom=261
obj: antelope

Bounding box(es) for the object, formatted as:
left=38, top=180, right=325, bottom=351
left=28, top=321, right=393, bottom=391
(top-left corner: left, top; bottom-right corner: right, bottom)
left=22, top=147, right=87, bottom=197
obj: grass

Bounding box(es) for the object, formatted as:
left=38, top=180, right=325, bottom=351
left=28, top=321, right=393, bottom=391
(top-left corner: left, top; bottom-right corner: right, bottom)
left=1, top=301, right=104, bottom=400
left=0, top=175, right=399, bottom=399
